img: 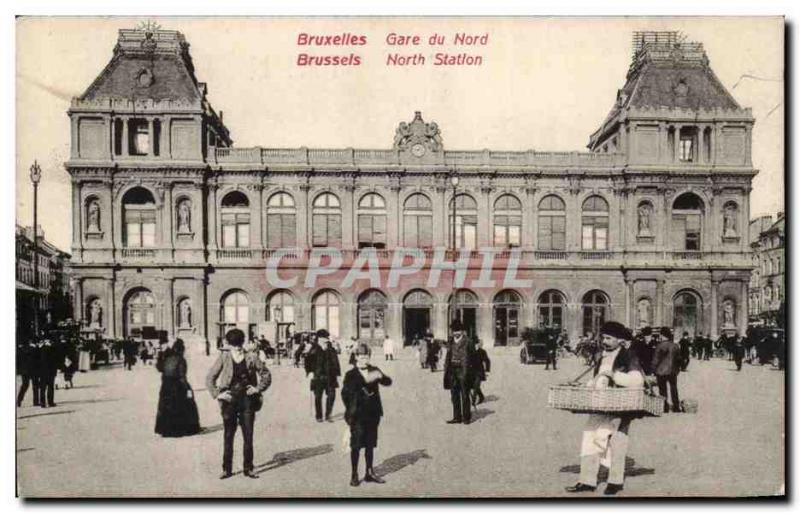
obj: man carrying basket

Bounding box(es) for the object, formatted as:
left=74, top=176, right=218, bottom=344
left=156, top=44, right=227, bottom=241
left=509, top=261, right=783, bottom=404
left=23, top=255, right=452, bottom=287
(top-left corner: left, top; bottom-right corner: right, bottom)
left=565, top=321, right=644, bottom=496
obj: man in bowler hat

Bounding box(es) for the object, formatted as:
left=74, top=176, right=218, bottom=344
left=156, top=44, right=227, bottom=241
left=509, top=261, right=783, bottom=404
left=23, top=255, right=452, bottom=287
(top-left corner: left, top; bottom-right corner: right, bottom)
left=443, top=318, right=475, bottom=425
left=652, top=326, right=682, bottom=413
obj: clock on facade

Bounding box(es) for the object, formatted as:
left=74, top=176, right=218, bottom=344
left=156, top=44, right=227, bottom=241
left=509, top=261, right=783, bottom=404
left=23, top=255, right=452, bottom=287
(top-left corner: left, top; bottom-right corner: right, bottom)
left=411, top=143, right=426, bottom=157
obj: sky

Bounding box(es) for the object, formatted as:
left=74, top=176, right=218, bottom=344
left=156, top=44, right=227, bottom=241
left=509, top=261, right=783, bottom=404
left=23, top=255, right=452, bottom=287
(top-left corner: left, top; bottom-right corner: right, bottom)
left=15, top=16, right=784, bottom=251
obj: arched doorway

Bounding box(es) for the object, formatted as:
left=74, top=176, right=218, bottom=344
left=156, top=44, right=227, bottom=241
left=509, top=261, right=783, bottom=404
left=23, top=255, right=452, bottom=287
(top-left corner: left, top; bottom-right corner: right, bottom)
left=494, top=290, right=522, bottom=346
left=312, top=290, right=340, bottom=338
left=582, top=290, right=609, bottom=337
left=673, top=290, right=702, bottom=338
left=403, top=289, right=432, bottom=345
left=124, top=288, right=156, bottom=338
left=357, top=289, right=387, bottom=344
left=449, top=289, right=479, bottom=339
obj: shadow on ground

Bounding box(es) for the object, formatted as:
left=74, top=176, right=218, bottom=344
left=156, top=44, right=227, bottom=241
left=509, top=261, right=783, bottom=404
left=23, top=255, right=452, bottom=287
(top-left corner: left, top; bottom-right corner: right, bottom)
left=199, top=423, right=224, bottom=435
left=471, top=408, right=495, bottom=422
left=559, top=457, right=655, bottom=480
left=59, top=398, right=122, bottom=406
left=482, top=394, right=500, bottom=403
left=18, top=410, right=76, bottom=420
left=251, top=443, right=334, bottom=475
left=374, top=449, right=431, bottom=477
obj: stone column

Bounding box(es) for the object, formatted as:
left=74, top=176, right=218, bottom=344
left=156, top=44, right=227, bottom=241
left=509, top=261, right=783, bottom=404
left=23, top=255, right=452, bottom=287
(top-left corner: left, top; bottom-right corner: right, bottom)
left=342, top=185, right=356, bottom=250
left=121, top=117, right=129, bottom=157
left=298, top=184, right=310, bottom=247
left=389, top=185, right=401, bottom=248
left=524, top=185, right=536, bottom=249
left=208, top=185, right=218, bottom=250
left=105, top=279, right=115, bottom=338
left=674, top=124, right=682, bottom=162
left=252, top=185, right=264, bottom=249
left=73, top=277, right=84, bottom=324
left=745, top=125, right=753, bottom=166
left=389, top=300, right=403, bottom=346
left=710, top=277, right=720, bottom=338
left=434, top=300, right=448, bottom=339
left=478, top=184, right=492, bottom=248
left=658, top=122, right=667, bottom=164
left=434, top=186, right=447, bottom=248
left=478, top=300, right=493, bottom=347
left=164, top=183, right=173, bottom=250
left=625, top=277, right=634, bottom=328
left=655, top=277, right=664, bottom=326
left=195, top=277, right=207, bottom=351
left=72, top=181, right=82, bottom=252
left=165, top=278, right=175, bottom=339
left=148, top=118, right=155, bottom=156
left=739, top=280, right=748, bottom=336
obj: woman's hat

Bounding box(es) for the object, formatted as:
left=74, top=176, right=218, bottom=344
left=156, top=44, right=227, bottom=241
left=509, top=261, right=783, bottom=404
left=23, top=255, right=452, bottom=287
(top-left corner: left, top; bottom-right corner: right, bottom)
left=225, top=329, right=245, bottom=347
left=315, top=329, right=330, bottom=339
left=355, top=343, right=372, bottom=356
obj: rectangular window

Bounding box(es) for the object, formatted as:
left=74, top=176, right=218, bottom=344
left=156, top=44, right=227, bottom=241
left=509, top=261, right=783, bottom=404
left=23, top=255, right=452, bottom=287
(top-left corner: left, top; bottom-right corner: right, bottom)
left=267, top=214, right=296, bottom=248
left=358, top=214, right=387, bottom=248
left=129, top=119, right=150, bottom=156
left=508, top=225, right=521, bottom=246
left=126, top=223, right=141, bottom=247
left=313, top=214, right=342, bottom=247
left=221, top=212, right=250, bottom=248
left=680, top=137, right=693, bottom=162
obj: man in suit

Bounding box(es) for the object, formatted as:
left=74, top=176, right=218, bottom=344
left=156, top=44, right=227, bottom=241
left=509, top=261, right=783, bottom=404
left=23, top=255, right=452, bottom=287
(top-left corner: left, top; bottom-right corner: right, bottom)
left=652, top=327, right=682, bottom=413
left=732, top=334, right=746, bottom=371
left=544, top=331, right=558, bottom=370
left=37, top=337, right=61, bottom=408
left=305, top=330, right=341, bottom=422
left=16, top=339, right=38, bottom=407
left=470, top=339, right=491, bottom=405
left=443, top=319, right=475, bottom=425
left=566, top=321, right=644, bottom=496
left=206, top=328, right=272, bottom=479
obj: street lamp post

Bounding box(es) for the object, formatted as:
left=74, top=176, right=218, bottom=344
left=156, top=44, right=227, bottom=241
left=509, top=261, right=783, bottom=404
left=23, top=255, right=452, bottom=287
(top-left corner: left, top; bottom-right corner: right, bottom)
left=29, top=161, right=42, bottom=340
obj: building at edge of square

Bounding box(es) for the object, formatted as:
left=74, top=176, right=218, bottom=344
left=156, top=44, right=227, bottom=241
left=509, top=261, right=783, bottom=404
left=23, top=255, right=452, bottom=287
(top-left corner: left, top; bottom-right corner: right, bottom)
left=65, top=28, right=755, bottom=352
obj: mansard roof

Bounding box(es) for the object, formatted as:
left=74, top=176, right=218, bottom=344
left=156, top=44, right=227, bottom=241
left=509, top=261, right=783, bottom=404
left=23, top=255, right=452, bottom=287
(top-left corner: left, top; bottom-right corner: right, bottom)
left=589, top=32, right=749, bottom=150
left=76, top=27, right=230, bottom=143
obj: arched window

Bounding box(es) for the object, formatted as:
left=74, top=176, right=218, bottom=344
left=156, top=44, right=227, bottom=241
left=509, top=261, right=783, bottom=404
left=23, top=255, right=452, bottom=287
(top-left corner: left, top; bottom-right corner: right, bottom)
left=673, top=290, right=702, bottom=338
left=222, top=290, right=249, bottom=325
left=312, top=193, right=342, bottom=247
left=582, top=290, right=609, bottom=336
left=266, top=289, right=294, bottom=323
left=358, top=193, right=387, bottom=249
left=449, top=194, right=478, bottom=250
left=122, top=187, right=156, bottom=248
left=221, top=191, right=250, bottom=248
left=538, top=290, right=565, bottom=330
left=581, top=195, right=609, bottom=250
left=672, top=192, right=704, bottom=251
left=266, top=192, right=296, bottom=248
left=124, top=288, right=155, bottom=336
left=312, top=290, right=340, bottom=338
left=403, top=193, right=433, bottom=247
left=538, top=195, right=566, bottom=250
left=494, top=194, right=522, bottom=247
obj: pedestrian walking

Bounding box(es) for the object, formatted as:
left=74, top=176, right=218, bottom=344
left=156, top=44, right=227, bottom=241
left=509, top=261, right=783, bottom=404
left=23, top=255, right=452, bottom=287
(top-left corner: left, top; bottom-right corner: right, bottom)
left=651, top=327, right=682, bottom=413
left=732, top=334, right=746, bottom=371
left=341, top=343, right=392, bottom=487
left=544, top=332, right=558, bottom=370
left=470, top=340, right=491, bottom=405
left=78, top=338, right=92, bottom=372
left=565, top=321, right=644, bottom=496
left=418, top=334, right=429, bottom=369
left=443, top=319, right=475, bottom=425
left=206, top=329, right=272, bottom=479
left=427, top=339, right=440, bottom=372
left=16, top=339, right=38, bottom=407
left=122, top=337, right=137, bottom=371
left=38, top=337, right=60, bottom=408
left=305, top=330, right=341, bottom=422
left=678, top=332, right=692, bottom=371
left=155, top=339, right=201, bottom=437
left=382, top=335, right=395, bottom=361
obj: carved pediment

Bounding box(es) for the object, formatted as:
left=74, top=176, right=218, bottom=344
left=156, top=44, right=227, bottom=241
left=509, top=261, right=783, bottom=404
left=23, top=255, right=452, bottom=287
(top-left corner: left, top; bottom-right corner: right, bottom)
left=393, top=111, right=443, bottom=154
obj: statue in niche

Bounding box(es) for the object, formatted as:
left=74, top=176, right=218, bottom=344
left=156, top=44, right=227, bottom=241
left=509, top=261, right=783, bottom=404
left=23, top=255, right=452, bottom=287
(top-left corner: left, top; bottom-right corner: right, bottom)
left=89, top=299, right=102, bottom=327
left=177, top=200, right=191, bottom=232
left=178, top=299, right=192, bottom=327
left=87, top=200, right=101, bottom=232
left=637, top=203, right=652, bottom=235
left=637, top=298, right=651, bottom=327
left=723, top=205, right=738, bottom=237
left=722, top=300, right=735, bottom=327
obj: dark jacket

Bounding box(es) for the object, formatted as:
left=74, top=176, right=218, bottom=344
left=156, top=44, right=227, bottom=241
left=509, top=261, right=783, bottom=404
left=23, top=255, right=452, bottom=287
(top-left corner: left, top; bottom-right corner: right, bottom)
left=341, top=365, right=392, bottom=425
left=471, top=348, right=491, bottom=382
left=205, top=349, right=272, bottom=399
left=16, top=343, right=35, bottom=376
left=443, top=334, right=475, bottom=390
left=305, top=344, right=341, bottom=390
left=651, top=340, right=682, bottom=377
left=39, top=342, right=63, bottom=375
left=630, top=338, right=654, bottom=375
left=593, top=346, right=643, bottom=377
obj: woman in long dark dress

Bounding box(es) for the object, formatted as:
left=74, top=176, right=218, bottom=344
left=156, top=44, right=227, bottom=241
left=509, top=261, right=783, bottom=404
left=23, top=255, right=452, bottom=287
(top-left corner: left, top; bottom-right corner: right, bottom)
left=155, top=339, right=201, bottom=437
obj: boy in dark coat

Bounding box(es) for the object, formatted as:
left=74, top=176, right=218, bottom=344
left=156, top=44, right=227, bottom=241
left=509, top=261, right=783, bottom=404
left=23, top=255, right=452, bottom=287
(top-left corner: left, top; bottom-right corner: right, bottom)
left=651, top=327, right=682, bottom=413
left=470, top=340, right=491, bottom=405
left=341, top=343, right=392, bottom=487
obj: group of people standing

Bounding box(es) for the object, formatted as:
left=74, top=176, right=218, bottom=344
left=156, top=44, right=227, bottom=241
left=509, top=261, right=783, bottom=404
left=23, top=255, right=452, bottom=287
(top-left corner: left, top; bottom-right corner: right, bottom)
left=16, top=336, right=79, bottom=408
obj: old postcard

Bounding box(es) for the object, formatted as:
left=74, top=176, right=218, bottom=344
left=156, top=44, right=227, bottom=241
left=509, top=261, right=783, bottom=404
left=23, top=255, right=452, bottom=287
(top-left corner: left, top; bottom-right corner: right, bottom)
left=14, top=16, right=784, bottom=498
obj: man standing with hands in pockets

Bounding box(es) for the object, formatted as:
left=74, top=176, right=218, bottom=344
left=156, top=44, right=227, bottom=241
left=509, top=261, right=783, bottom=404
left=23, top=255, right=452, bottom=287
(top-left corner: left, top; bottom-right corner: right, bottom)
left=206, top=328, right=272, bottom=480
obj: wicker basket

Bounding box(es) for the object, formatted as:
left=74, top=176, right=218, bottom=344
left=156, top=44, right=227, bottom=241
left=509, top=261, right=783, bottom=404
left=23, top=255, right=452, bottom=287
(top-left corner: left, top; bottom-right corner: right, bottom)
left=548, top=385, right=665, bottom=417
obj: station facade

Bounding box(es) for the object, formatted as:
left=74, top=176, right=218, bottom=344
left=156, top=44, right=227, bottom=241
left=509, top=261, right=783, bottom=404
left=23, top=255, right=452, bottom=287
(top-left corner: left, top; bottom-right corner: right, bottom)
left=66, top=29, right=755, bottom=350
